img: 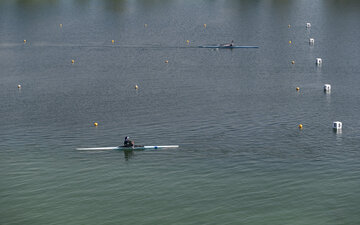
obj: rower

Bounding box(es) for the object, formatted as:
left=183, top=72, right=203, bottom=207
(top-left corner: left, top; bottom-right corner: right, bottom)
left=230, top=40, right=234, bottom=46
left=123, top=136, right=134, bottom=147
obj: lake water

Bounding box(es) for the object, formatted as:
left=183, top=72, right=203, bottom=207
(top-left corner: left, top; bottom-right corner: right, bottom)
left=1, top=0, right=360, bottom=224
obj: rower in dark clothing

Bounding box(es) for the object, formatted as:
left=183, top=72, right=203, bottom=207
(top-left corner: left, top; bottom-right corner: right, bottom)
left=221, top=40, right=234, bottom=47
left=123, top=136, right=134, bottom=147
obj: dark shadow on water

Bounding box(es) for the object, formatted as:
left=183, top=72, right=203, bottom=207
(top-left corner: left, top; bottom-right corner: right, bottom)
left=14, top=0, right=58, bottom=5
left=102, top=0, right=126, bottom=12
left=136, top=0, right=172, bottom=10
left=123, top=149, right=134, bottom=161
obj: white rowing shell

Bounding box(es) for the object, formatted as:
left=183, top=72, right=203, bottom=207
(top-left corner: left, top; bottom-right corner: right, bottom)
left=76, top=145, right=179, bottom=151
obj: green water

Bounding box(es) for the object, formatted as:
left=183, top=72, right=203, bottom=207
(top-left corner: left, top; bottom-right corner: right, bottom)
left=1, top=0, right=360, bottom=224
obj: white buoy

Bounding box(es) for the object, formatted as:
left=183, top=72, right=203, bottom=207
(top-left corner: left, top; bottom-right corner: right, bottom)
left=316, top=58, right=322, bottom=65
left=324, top=84, right=331, bottom=92
left=333, top=121, right=342, bottom=130
left=309, top=38, right=314, bottom=44
left=306, top=23, right=311, bottom=28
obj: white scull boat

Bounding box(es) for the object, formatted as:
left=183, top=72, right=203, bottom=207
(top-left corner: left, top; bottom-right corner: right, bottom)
left=198, top=45, right=259, bottom=48
left=76, top=145, right=179, bottom=151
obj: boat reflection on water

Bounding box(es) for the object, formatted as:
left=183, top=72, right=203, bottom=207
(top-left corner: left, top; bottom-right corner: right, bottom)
left=123, top=149, right=134, bottom=161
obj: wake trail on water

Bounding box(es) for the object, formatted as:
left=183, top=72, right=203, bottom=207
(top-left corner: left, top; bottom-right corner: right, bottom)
left=0, top=42, right=259, bottom=49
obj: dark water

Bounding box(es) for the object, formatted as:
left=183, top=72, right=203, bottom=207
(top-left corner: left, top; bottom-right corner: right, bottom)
left=1, top=0, right=360, bottom=224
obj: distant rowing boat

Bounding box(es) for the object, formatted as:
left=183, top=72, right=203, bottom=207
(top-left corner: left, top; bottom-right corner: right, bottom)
left=76, top=145, right=179, bottom=151
left=198, top=45, right=259, bottom=48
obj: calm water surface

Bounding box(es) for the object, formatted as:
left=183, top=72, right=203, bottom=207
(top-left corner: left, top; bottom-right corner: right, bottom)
left=1, top=0, right=360, bottom=224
